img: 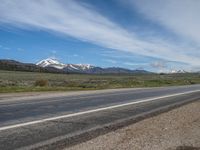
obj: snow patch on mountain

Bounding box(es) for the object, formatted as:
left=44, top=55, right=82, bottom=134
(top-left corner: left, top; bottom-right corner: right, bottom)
left=36, top=58, right=65, bottom=69
left=170, top=69, right=188, bottom=74
left=36, top=58, right=94, bottom=71
left=76, top=64, right=93, bottom=70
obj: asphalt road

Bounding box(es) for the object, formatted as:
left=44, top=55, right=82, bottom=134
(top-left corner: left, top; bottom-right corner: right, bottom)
left=0, top=85, right=200, bottom=150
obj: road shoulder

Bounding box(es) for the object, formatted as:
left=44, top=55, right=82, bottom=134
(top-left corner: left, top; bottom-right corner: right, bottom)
left=68, top=100, right=200, bottom=150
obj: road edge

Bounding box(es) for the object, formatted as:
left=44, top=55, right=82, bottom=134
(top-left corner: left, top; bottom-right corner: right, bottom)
left=19, top=97, right=200, bottom=150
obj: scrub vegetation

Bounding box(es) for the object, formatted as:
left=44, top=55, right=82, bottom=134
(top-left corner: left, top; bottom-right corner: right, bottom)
left=0, top=70, right=199, bottom=93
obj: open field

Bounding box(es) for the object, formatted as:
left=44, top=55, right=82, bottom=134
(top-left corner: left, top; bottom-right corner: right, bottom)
left=0, top=70, right=200, bottom=93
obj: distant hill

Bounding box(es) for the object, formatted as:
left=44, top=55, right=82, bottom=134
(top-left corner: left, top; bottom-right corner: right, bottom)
left=0, top=59, right=57, bottom=73
left=0, top=59, right=150, bottom=74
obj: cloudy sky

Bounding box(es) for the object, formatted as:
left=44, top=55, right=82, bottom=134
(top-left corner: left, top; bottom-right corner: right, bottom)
left=0, top=0, right=200, bottom=72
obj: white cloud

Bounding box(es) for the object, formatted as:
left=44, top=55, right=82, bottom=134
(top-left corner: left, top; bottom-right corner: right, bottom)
left=103, top=59, right=117, bottom=64
left=150, top=61, right=167, bottom=69
left=51, top=50, right=57, bottom=54
left=133, top=0, right=200, bottom=44
left=73, top=54, right=79, bottom=57
left=0, top=46, right=10, bottom=50
left=0, top=0, right=199, bottom=68
left=17, top=48, right=25, bottom=52
left=124, top=62, right=148, bottom=66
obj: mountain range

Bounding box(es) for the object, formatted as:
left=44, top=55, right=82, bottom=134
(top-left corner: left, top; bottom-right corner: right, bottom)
left=0, top=58, right=150, bottom=74
left=36, top=58, right=150, bottom=74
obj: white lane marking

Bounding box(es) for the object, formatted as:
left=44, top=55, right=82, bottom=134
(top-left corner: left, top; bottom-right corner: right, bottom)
left=0, top=90, right=199, bottom=131
left=1, top=86, right=198, bottom=105
left=1, top=87, right=198, bottom=107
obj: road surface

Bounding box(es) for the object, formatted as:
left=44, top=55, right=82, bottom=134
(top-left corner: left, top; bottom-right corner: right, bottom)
left=0, top=85, right=200, bottom=150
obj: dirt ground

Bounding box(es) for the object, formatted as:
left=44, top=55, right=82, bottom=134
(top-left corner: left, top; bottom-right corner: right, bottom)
left=67, top=101, right=200, bottom=150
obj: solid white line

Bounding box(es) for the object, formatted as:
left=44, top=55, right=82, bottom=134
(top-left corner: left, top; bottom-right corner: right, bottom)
left=0, top=89, right=199, bottom=131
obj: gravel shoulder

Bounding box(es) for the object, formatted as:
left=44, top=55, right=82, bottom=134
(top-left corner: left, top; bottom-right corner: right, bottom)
left=67, top=100, right=200, bottom=150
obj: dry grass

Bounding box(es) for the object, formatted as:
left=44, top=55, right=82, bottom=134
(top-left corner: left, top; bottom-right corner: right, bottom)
left=0, top=70, right=199, bottom=93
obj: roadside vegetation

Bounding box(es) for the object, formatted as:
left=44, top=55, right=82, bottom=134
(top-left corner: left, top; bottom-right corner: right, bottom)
left=0, top=70, right=199, bottom=93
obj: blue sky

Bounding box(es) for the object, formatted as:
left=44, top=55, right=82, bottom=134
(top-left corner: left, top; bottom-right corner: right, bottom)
left=0, top=0, right=200, bottom=72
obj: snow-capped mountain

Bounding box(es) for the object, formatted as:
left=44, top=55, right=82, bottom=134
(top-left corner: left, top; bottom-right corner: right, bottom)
left=0, top=58, right=150, bottom=74
left=170, top=69, right=188, bottom=74
left=76, top=64, right=93, bottom=70
left=36, top=58, right=65, bottom=69
left=36, top=58, right=94, bottom=72
left=35, top=58, right=150, bottom=74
